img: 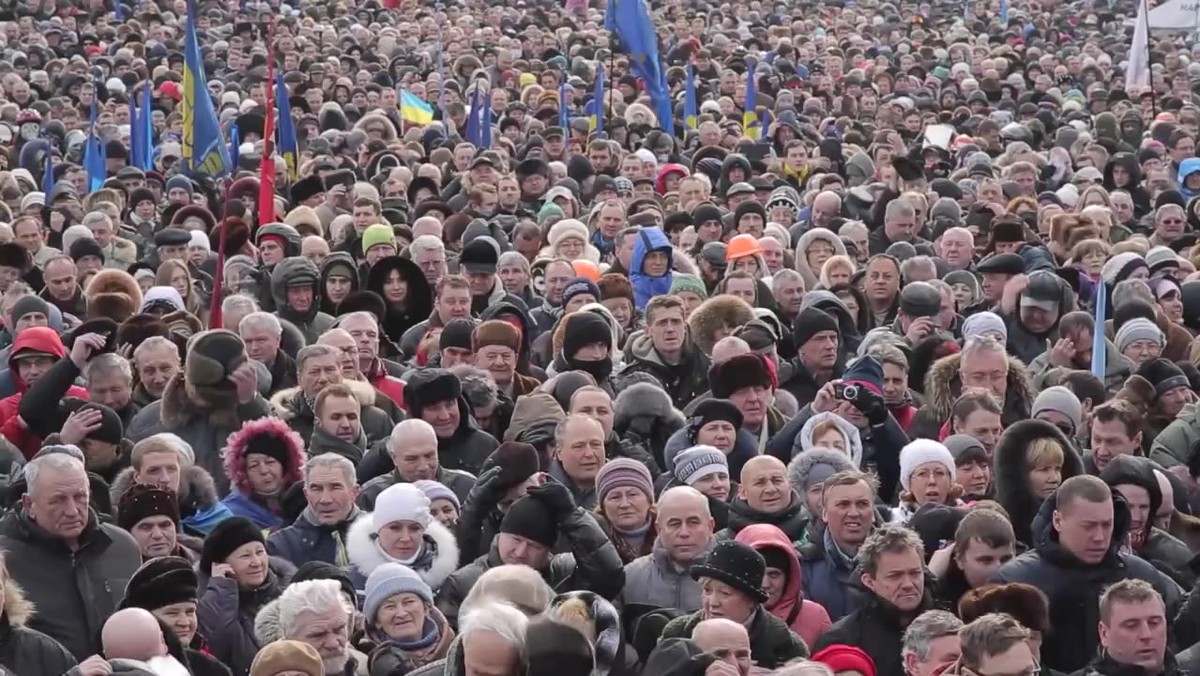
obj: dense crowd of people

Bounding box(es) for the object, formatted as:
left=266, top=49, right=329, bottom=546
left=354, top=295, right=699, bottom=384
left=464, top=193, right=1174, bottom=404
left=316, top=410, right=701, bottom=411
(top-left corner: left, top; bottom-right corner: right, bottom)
left=2, top=0, right=1200, bottom=674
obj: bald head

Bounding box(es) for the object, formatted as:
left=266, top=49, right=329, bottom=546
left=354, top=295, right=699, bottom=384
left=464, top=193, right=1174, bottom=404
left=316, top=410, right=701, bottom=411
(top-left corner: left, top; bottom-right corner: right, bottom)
left=711, top=336, right=751, bottom=364
left=739, top=456, right=790, bottom=513
left=657, top=485, right=711, bottom=518
left=693, top=619, right=751, bottom=674
left=389, top=418, right=439, bottom=455
left=740, top=455, right=786, bottom=484
left=103, top=608, right=168, bottom=661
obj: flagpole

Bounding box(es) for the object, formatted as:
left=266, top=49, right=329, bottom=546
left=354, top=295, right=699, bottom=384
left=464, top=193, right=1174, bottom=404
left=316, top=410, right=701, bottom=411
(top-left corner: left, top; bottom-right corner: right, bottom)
left=606, top=47, right=616, bottom=138
left=207, top=178, right=234, bottom=329
left=1146, top=9, right=1158, bottom=117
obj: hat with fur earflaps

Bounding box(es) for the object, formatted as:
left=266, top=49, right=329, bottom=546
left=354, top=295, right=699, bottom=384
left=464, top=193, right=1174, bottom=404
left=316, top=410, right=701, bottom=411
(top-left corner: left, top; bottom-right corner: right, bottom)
left=85, top=269, right=144, bottom=323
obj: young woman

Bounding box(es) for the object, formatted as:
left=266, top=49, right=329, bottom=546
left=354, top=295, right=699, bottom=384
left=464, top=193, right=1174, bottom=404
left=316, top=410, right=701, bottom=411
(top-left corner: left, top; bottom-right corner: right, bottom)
left=346, top=483, right=460, bottom=593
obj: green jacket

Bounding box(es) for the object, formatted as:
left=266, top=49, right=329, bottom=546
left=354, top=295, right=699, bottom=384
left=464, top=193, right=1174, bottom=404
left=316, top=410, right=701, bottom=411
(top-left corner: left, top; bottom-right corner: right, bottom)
left=1150, top=401, right=1200, bottom=469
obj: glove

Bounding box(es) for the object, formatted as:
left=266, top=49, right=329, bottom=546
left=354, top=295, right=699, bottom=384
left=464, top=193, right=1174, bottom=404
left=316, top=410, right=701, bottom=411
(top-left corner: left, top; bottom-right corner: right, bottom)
left=465, top=466, right=507, bottom=509
left=854, top=389, right=890, bottom=427
left=528, top=481, right=577, bottom=519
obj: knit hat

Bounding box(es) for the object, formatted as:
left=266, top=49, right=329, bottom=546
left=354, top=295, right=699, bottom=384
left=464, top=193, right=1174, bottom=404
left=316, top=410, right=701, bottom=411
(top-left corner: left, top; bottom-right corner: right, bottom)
left=1146, top=246, right=1181, bottom=275
left=1137, top=358, right=1191, bottom=397
left=842, top=356, right=884, bottom=396
left=548, top=219, right=589, bottom=248
left=500, top=495, right=558, bottom=548
left=961, top=311, right=1008, bottom=342
left=250, top=640, right=324, bottom=676
left=10, top=296, right=51, bottom=324
left=364, top=562, right=435, bottom=622
left=689, top=399, right=743, bottom=439
left=943, top=434, right=988, bottom=466
left=117, top=483, right=180, bottom=532
left=563, top=311, right=612, bottom=358
left=793, top=306, right=839, bottom=346
left=898, top=440, right=956, bottom=491
left=689, top=540, right=769, bottom=603
left=674, top=445, right=729, bottom=485
left=440, top=318, right=476, bottom=351
left=413, top=479, right=461, bottom=510
left=1102, top=252, right=1149, bottom=286
left=562, top=277, right=601, bottom=308
left=670, top=273, right=708, bottom=299
left=481, top=441, right=542, bottom=491
left=472, top=319, right=521, bottom=354
left=595, top=458, right=654, bottom=502
left=1114, top=317, right=1164, bottom=353
left=1031, top=386, right=1084, bottom=434
left=69, top=236, right=105, bottom=263
left=524, top=617, right=596, bottom=676
left=122, top=556, right=197, bottom=611
left=373, top=483, right=432, bottom=531
left=733, top=201, right=767, bottom=229
left=70, top=402, right=124, bottom=445
left=461, top=237, right=501, bottom=274
left=944, top=270, right=981, bottom=302
left=813, top=645, right=877, bottom=676
left=709, top=353, right=773, bottom=398
left=200, top=516, right=265, bottom=574
left=361, top=224, right=395, bottom=254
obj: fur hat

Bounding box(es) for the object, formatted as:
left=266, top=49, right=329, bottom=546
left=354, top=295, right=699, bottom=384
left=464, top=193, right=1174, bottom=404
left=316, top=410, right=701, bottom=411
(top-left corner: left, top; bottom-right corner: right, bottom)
left=709, top=353, right=772, bottom=398
left=404, top=368, right=462, bottom=417
left=186, top=330, right=246, bottom=389
left=121, top=556, right=198, bottom=611
left=686, top=296, right=756, bottom=356
left=200, top=516, right=265, bottom=574
left=0, top=243, right=31, bottom=271
left=472, top=320, right=522, bottom=354
left=85, top=269, right=144, bottom=322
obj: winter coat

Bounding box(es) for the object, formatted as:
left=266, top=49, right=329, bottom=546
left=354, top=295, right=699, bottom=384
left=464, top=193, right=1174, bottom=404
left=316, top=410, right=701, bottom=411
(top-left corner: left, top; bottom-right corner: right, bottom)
left=0, top=576, right=77, bottom=675
left=778, top=358, right=843, bottom=414
left=659, top=606, right=808, bottom=669
left=0, top=508, right=141, bottom=660
left=909, top=352, right=1035, bottom=444
left=367, top=607, right=456, bottom=676
left=1027, top=338, right=1132, bottom=393
left=0, top=329, right=88, bottom=457
left=630, top=227, right=674, bottom=310
left=812, top=581, right=937, bottom=676
left=267, top=506, right=362, bottom=569
left=436, top=509, right=625, bottom=628
left=994, top=420, right=1085, bottom=547
left=271, top=257, right=336, bottom=344
left=264, top=351, right=298, bottom=396
left=549, top=458, right=598, bottom=511
left=621, top=537, right=717, bottom=612
left=1149, top=401, right=1200, bottom=470
left=1077, top=650, right=1182, bottom=676
left=270, top=382, right=394, bottom=450
left=618, top=333, right=709, bottom=407
left=799, top=526, right=867, bottom=622
left=735, top=524, right=832, bottom=648
left=992, top=488, right=1183, bottom=673
left=613, top=382, right=686, bottom=473
left=718, top=494, right=809, bottom=542
left=198, top=558, right=294, bottom=676
left=126, top=373, right=274, bottom=494
left=357, top=466, right=476, bottom=511
left=221, top=491, right=287, bottom=531
left=346, top=514, right=460, bottom=592
left=310, top=425, right=373, bottom=466
left=110, top=464, right=233, bottom=537
left=406, top=374, right=499, bottom=475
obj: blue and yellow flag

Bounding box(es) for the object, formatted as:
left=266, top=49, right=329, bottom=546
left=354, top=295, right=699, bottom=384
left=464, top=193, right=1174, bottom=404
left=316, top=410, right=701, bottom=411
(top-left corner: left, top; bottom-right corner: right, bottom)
left=606, top=0, right=673, bottom=135
left=590, top=63, right=605, bottom=134
left=276, top=73, right=298, bottom=180
left=684, top=64, right=698, bottom=130
left=401, top=90, right=434, bottom=126
left=466, top=87, right=483, bottom=148
left=84, top=96, right=106, bottom=191
left=130, top=83, right=154, bottom=170
left=743, top=60, right=759, bottom=140
left=181, top=0, right=230, bottom=177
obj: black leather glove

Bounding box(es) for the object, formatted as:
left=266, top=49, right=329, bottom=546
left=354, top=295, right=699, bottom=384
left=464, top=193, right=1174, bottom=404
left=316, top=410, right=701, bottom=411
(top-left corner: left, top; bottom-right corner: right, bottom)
left=528, top=481, right=577, bottom=519
left=855, top=389, right=890, bottom=427
left=465, top=466, right=506, bottom=509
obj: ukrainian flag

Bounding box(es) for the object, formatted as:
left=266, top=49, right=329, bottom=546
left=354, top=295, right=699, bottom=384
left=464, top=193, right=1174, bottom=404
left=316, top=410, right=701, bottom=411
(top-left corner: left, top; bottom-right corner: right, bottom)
left=181, top=0, right=230, bottom=177
left=684, top=64, right=698, bottom=130
left=590, top=63, right=605, bottom=133
left=276, top=72, right=298, bottom=180
left=743, top=60, right=760, bottom=141
left=401, top=90, right=434, bottom=126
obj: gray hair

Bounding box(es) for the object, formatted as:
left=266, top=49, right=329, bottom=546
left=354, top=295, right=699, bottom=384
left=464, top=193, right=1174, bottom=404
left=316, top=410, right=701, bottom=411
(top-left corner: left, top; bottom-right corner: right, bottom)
left=900, top=255, right=937, bottom=283
left=297, top=344, right=340, bottom=371
left=410, top=235, right=446, bottom=256
left=497, top=251, right=530, bottom=273
left=305, top=453, right=357, bottom=487
left=838, top=221, right=869, bottom=239
left=339, top=311, right=379, bottom=331
left=449, top=365, right=497, bottom=410
left=770, top=269, right=805, bottom=295
left=461, top=565, right=554, bottom=619
left=903, top=610, right=964, bottom=661
left=133, top=336, right=179, bottom=364
left=84, top=353, right=132, bottom=384
left=460, top=601, right=529, bottom=648
left=961, top=334, right=1007, bottom=362
left=239, top=311, right=282, bottom=337
left=869, top=343, right=909, bottom=371
left=885, top=199, right=915, bottom=221
left=222, top=293, right=260, bottom=316
left=24, top=452, right=86, bottom=498
left=1112, top=279, right=1153, bottom=308
left=274, top=580, right=347, bottom=640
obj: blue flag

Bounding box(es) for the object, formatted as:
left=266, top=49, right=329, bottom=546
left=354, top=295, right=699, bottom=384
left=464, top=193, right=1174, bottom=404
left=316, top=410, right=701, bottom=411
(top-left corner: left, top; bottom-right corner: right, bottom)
left=41, top=150, right=54, bottom=195
left=1000, top=0, right=1008, bottom=24
left=479, top=94, right=492, bottom=149
left=229, top=124, right=240, bottom=172
left=606, top=0, right=673, bottom=135
left=559, top=81, right=569, bottom=131
left=435, top=28, right=448, bottom=122
left=1092, top=282, right=1108, bottom=381
left=181, top=0, right=231, bottom=177
left=744, top=60, right=760, bottom=140
left=132, top=83, right=154, bottom=170
left=128, top=92, right=141, bottom=168
left=466, top=87, right=483, bottom=147
left=115, top=0, right=125, bottom=21
left=84, top=96, right=107, bottom=192
left=590, top=63, right=605, bottom=134
left=684, top=64, right=698, bottom=130
left=276, top=72, right=298, bottom=180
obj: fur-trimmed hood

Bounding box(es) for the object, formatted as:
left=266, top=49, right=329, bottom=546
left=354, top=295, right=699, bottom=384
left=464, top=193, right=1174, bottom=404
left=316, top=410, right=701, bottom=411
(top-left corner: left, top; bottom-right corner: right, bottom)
left=686, top=296, right=755, bottom=356
left=2, top=575, right=33, bottom=627
left=793, top=229, right=848, bottom=290
left=354, top=112, right=398, bottom=142
left=614, top=382, right=686, bottom=435
left=110, top=464, right=221, bottom=515
left=794, top=416, right=863, bottom=467
left=994, top=419, right=1084, bottom=547
left=269, top=379, right=378, bottom=422
left=788, top=447, right=858, bottom=494
left=345, top=514, right=460, bottom=590
left=222, top=416, right=307, bottom=495
left=923, top=352, right=1035, bottom=424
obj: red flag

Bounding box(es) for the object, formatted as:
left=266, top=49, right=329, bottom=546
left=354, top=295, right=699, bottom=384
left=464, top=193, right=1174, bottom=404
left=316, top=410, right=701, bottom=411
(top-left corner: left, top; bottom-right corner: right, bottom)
left=258, top=23, right=277, bottom=226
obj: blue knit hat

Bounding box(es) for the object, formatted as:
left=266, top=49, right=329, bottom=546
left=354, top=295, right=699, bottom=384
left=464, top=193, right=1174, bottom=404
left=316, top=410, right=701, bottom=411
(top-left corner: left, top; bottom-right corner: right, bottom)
left=364, top=563, right=433, bottom=622
left=561, top=277, right=601, bottom=307
left=842, top=355, right=884, bottom=396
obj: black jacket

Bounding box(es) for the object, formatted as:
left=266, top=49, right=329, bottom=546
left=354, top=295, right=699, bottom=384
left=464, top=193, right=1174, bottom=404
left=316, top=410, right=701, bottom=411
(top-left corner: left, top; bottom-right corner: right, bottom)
left=813, top=584, right=936, bottom=676
left=717, top=494, right=808, bottom=542
left=0, top=620, right=77, bottom=676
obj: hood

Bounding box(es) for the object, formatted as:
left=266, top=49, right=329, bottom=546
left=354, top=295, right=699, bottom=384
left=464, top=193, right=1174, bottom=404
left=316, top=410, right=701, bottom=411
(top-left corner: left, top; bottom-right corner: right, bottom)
left=345, top=513, right=460, bottom=589
left=924, top=352, right=1035, bottom=424
left=793, top=229, right=848, bottom=289
left=614, top=382, right=686, bottom=435
left=799, top=290, right=861, bottom=349
left=319, top=252, right=360, bottom=309
left=366, top=256, right=433, bottom=319
left=1178, top=158, right=1200, bottom=194
left=504, top=392, right=566, bottom=443
left=110, top=463, right=220, bottom=515
left=480, top=299, right=535, bottom=351
left=735, top=524, right=804, bottom=622
left=1099, top=456, right=1162, bottom=545
left=718, top=153, right=753, bottom=194
left=8, top=327, right=66, bottom=391
left=797, top=413, right=863, bottom=468
left=1104, top=152, right=1143, bottom=190
left=270, top=256, right=322, bottom=322
left=993, top=419, right=1084, bottom=546
left=687, top=296, right=756, bottom=356
left=626, top=331, right=666, bottom=367
left=223, top=416, right=307, bottom=494
left=631, top=227, right=673, bottom=279
left=1031, top=480, right=1131, bottom=566
left=787, top=448, right=858, bottom=495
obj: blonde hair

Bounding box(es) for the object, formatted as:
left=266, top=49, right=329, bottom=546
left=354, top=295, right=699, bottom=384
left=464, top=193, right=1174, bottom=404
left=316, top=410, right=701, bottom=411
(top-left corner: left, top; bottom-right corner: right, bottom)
left=818, top=255, right=856, bottom=288
left=1026, top=438, right=1064, bottom=469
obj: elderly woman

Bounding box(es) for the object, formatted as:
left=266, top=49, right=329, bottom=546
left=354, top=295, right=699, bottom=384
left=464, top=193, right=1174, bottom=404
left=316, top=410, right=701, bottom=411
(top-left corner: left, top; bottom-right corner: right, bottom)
left=221, top=417, right=307, bottom=530
left=347, top=483, right=460, bottom=593
left=198, top=517, right=295, bottom=676
left=593, top=458, right=657, bottom=564
left=890, top=440, right=961, bottom=524
left=1115, top=317, right=1164, bottom=367
left=818, top=255, right=856, bottom=290
left=664, top=399, right=757, bottom=479
left=545, top=219, right=601, bottom=263
left=363, top=563, right=455, bottom=675
left=413, top=480, right=461, bottom=530
left=795, top=229, right=848, bottom=290
left=122, top=556, right=228, bottom=676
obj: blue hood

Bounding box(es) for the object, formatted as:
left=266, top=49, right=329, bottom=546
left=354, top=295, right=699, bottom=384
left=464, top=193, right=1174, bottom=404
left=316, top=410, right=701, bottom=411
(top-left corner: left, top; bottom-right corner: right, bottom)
left=630, top=226, right=674, bottom=309
left=1179, top=158, right=1200, bottom=200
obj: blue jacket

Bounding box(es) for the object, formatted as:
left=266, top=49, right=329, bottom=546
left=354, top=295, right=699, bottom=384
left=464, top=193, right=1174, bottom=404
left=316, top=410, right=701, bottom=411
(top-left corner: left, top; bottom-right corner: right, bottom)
left=266, top=506, right=361, bottom=569
left=1180, top=158, right=1200, bottom=201
left=630, top=226, right=674, bottom=310
left=221, top=491, right=283, bottom=531
left=799, top=526, right=864, bottom=622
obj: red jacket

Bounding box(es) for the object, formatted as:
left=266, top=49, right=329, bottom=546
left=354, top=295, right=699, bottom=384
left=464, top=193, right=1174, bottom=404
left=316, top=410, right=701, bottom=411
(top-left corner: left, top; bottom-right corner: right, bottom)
left=890, top=403, right=919, bottom=432
left=0, top=327, right=88, bottom=457
left=366, top=359, right=405, bottom=410
left=735, top=523, right=833, bottom=648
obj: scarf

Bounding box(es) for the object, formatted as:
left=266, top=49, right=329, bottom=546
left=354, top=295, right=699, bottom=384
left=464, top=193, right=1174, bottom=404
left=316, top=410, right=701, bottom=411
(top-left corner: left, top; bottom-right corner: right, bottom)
left=613, top=518, right=653, bottom=553
left=303, top=506, right=360, bottom=567
left=370, top=615, right=441, bottom=652
left=374, top=535, right=426, bottom=567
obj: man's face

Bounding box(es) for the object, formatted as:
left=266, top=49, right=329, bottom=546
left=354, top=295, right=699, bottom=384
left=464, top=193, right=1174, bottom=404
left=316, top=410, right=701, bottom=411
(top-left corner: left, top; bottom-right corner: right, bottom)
left=300, top=354, right=341, bottom=395
left=696, top=624, right=752, bottom=676
left=318, top=396, right=361, bottom=443
left=135, top=451, right=181, bottom=494
left=287, top=285, right=314, bottom=313
left=1053, top=496, right=1114, bottom=565
left=497, top=532, right=551, bottom=568
left=728, top=385, right=770, bottom=428
left=463, top=630, right=521, bottom=676
left=823, top=481, right=873, bottom=547
left=866, top=259, right=900, bottom=302
left=1116, top=483, right=1152, bottom=549
left=1091, top=419, right=1141, bottom=472
left=137, top=347, right=180, bottom=398
left=304, top=465, right=359, bottom=525
left=544, top=263, right=573, bottom=304
left=961, top=350, right=1008, bottom=401
left=739, top=461, right=790, bottom=513
left=293, top=608, right=351, bottom=673
left=343, top=316, right=379, bottom=368
left=648, top=307, right=685, bottom=355
left=906, top=634, right=961, bottom=676
left=241, top=328, right=281, bottom=364
left=863, top=547, right=924, bottom=611
left=556, top=417, right=606, bottom=485
left=569, top=390, right=614, bottom=438
left=16, top=355, right=54, bottom=387
left=435, top=287, right=471, bottom=322
left=392, top=432, right=439, bottom=481
left=89, top=372, right=132, bottom=410
left=656, top=496, right=714, bottom=564
left=421, top=399, right=461, bottom=437
left=14, top=222, right=41, bottom=252
left=132, top=514, right=178, bottom=558
left=955, top=538, right=1014, bottom=588
left=1101, top=599, right=1168, bottom=672
left=798, top=330, right=839, bottom=371
left=260, top=241, right=286, bottom=266
left=23, top=465, right=89, bottom=542
left=44, top=261, right=76, bottom=301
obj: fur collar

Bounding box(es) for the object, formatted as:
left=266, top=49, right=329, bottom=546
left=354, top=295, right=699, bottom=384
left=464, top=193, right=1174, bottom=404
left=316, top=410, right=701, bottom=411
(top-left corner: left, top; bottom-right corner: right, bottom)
left=345, top=515, right=459, bottom=590
left=993, top=419, right=1085, bottom=546
left=110, top=464, right=220, bottom=513
left=924, top=352, right=1035, bottom=422
left=2, top=577, right=32, bottom=627
left=269, top=379, right=378, bottom=422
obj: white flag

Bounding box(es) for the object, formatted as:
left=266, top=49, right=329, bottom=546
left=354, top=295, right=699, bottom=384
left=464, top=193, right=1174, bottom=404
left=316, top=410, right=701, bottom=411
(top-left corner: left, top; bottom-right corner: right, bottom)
left=1126, top=0, right=1152, bottom=91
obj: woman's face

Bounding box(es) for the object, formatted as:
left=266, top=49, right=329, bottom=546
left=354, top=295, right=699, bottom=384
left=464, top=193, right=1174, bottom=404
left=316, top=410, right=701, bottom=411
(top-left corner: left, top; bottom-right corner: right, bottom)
left=678, top=291, right=703, bottom=317
left=601, top=298, right=633, bottom=329
left=557, top=236, right=585, bottom=260
left=731, top=257, right=759, bottom=275
left=430, top=498, right=459, bottom=529
left=1160, top=291, right=1184, bottom=323
left=807, top=242, right=835, bottom=271
left=726, top=278, right=756, bottom=304
left=813, top=427, right=847, bottom=452
left=1028, top=458, right=1063, bottom=499
left=378, top=520, right=424, bottom=560
left=170, top=269, right=189, bottom=299
left=245, top=453, right=284, bottom=495
left=602, top=486, right=651, bottom=530
left=692, top=471, right=730, bottom=502
left=383, top=269, right=408, bottom=304
left=1122, top=339, right=1161, bottom=366
left=326, top=275, right=353, bottom=303
left=1081, top=249, right=1107, bottom=276
left=227, top=542, right=269, bottom=588
left=763, top=565, right=787, bottom=606
left=836, top=290, right=859, bottom=317
left=909, top=461, right=952, bottom=506
left=154, top=601, right=198, bottom=646
left=376, top=592, right=428, bottom=642
left=826, top=264, right=852, bottom=287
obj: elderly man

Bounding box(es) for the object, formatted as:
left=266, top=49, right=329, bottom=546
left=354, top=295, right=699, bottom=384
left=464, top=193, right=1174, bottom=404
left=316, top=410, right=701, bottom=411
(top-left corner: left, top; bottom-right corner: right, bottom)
left=131, top=337, right=181, bottom=407
left=0, top=453, right=140, bottom=660
left=85, top=352, right=138, bottom=426
left=937, top=227, right=976, bottom=272
left=456, top=602, right=529, bottom=676
left=255, top=579, right=365, bottom=675
left=359, top=418, right=475, bottom=509
left=622, top=486, right=718, bottom=611
left=341, top=311, right=405, bottom=406
left=693, top=618, right=753, bottom=676
left=240, top=311, right=296, bottom=395
left=404, top=367, right=499, bottom=475
left=271, top=344, right=393, bottom=446
left=569, top=385, right=659, bottom=473
left=709, top=352, right=787, bottom=443
left=40, top=255, right=86, bottom=316
left=901, top=611, right=962, bottom=676
left=548, top=414, right=608, bottom=510
left=268, top=453, right=362, bottom=568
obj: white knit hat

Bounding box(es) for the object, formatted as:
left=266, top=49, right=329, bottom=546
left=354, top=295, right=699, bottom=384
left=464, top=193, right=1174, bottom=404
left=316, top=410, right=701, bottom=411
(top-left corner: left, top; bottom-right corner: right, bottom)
left=547, top=218, right=589, bottom=248
left=899, top=440, right=956, bottom=491
left=372, top=483, right=432, bottom=531
left=961, top=311, right=1008, bottom=342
